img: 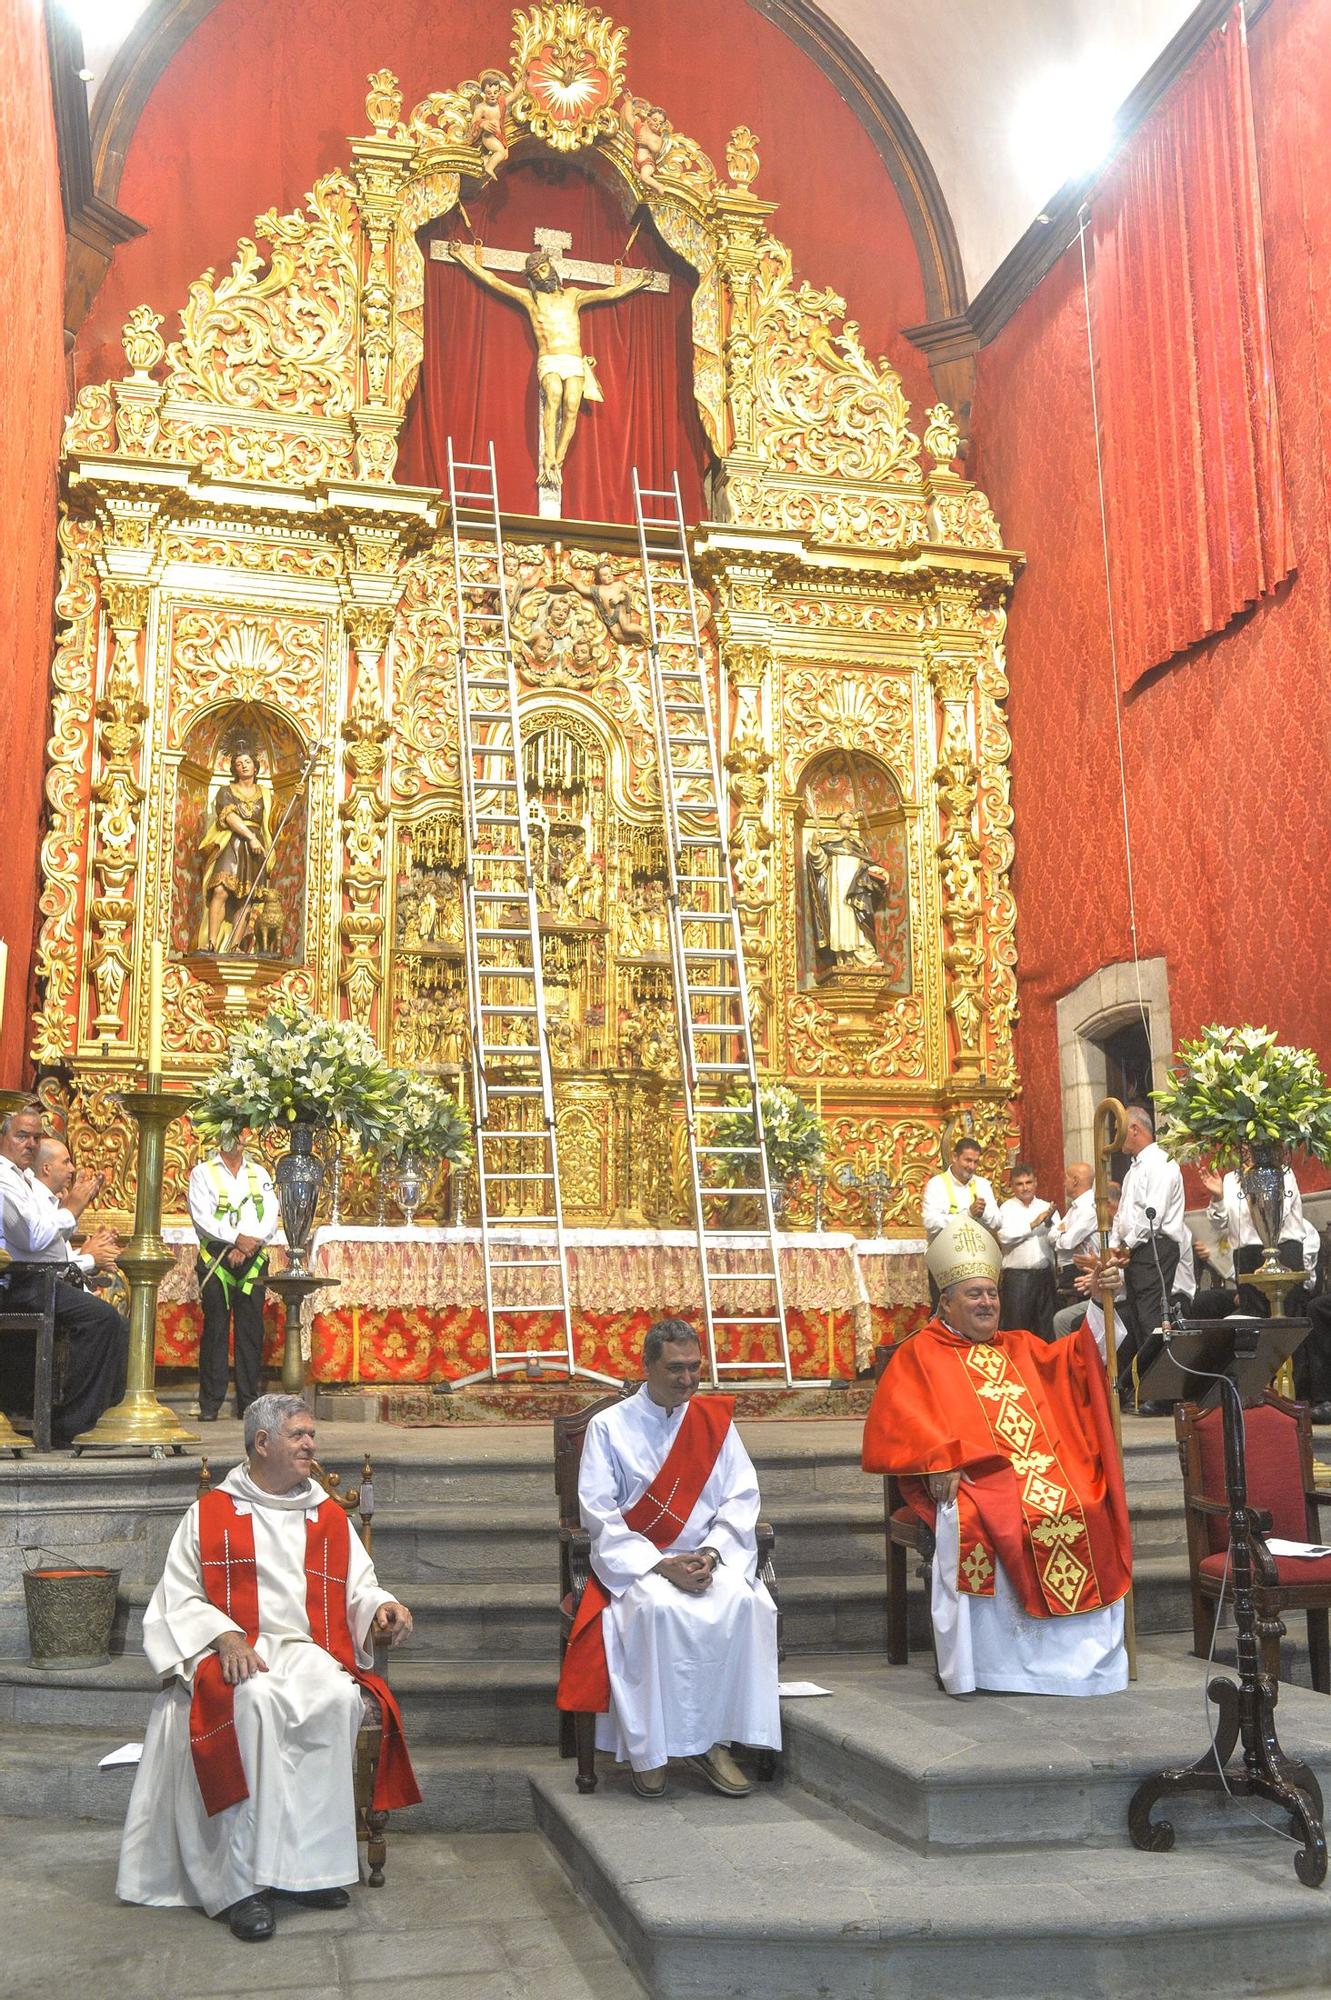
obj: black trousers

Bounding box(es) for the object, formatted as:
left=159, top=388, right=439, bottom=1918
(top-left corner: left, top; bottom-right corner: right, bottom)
left=1302, top=1293, right=1331, bottom=1407
left=1115, top=1237, right=1181, bottom=1392
left=1000, top=1265, right=1056, bottom=1341
left=0, top=1269, right=127, bottom=1446
left=196, top=1243, right=267, bottom=1416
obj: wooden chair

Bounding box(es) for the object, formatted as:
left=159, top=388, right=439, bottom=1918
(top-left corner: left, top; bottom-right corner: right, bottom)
left=1176, top=1392, right=1331, bottom=1692
left=554, top=1390, right=779, bottom=1794
left=198, top=1451, right=394, bottom=1885
left=872, top=1336, right=939, bottom=1669
left=0, top=1261, right=64, bottom=1453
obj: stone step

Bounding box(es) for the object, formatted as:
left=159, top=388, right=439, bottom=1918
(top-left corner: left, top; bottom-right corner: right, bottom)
left=0, top=1720, right=546, bottom=1835
left=533, top=1766, right=1331, bottom=2000
left=778, top=1648, right=1331, bottom=1852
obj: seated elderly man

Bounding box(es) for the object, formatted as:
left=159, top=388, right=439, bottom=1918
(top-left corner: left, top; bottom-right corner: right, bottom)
left=33, top=1137, right=122, bottom=1289
left=557, top=1318, right=780, bottom=1798
left=862, top=1218, right=1132, bottom=1698
left=117, top=1394, right=419, bottom=1941
left=0, top=1101, right=127, bottom=1443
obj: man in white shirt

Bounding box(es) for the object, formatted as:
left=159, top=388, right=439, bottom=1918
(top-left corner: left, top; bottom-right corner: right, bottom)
left=0, top=1102, right=128, bottom=1444
left=1049, top=1163, right=1096, bottom=1301
left=1201, top=1164, right=1312, bottom=1318
left=188, top=1133, right=280, bottom=1422
left=1109, top=1106, right=1195, bottom=1401
left=557, top=1319, right=780, bottom=1798
left=34, top=1138, right=121, bottom=1284
left=996, top=1163, right=1056, bottom=1339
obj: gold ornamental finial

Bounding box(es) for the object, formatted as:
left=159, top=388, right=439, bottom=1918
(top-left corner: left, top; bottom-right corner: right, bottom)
left=725, top=125, right=760, bottom=189
left=924, top=401, right=961, bottom=468
left=121, top=306, right=165, bottom=381
left=365, top=68, right=403, bottom=136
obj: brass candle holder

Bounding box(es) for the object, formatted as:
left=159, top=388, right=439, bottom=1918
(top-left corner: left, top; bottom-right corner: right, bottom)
left=76, top=1080, right=197, bottom=1451
left=265, top=1267, right=339, bottom=1396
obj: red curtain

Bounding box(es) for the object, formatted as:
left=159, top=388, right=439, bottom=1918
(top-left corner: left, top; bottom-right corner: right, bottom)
left=1092, top=6, right=1293, bottom=689
left=397, top=158, right=708, bottom=522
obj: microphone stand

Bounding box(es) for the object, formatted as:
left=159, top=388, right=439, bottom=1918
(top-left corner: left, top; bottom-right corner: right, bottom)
left=1143, top=1205, right=1177, bottom=1339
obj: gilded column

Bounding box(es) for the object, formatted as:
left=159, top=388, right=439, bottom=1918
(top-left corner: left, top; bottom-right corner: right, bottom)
left=929, top=651, right=984, bottom=1077
left=350, top=72, right=415, bottom=483
left=88, top=583, right=151, bottom=1048
left=707, top=131, right=777, bottom=518
left=721, top=642, right=776, bottom=1061
left=340, top=610, right=394, bottom=1028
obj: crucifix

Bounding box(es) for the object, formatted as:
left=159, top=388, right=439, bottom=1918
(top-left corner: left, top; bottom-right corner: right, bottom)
left=434, top=224, right=670, bottom=518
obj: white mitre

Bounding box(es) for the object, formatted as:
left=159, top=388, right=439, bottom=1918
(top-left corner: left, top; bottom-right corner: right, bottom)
left=926, top=1215, right=1002, bottom=1291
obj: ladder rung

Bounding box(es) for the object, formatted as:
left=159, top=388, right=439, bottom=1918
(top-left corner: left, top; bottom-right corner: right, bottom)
left=487, top=1083, right=545, bottom=1096
left=476, top=814, right=523, bottom=827
left=695, top=1061, right=749, bottom=1073
left=483, top=1171, right=553, bottom=1182
left=691, top=1023, right=746, bottom=1036
left=704, top=1186, right=765, bottom=1196
left=696, top=1144, right=762, bottom=1155
left=481, top=1003, right=538, bottom=1015
left=677, top=909, right=732, bottom=923
left=707, top=1271, right=778, bottom=1282
left=489, top=1255, right=561, bottom=1268
left=683, top=948, right=736, bottom=959
left=687, top=985, right=741, bottom=999
left=480, top=1128, right=549, bottom=1142
left=463, top=675, right=511, bottom=689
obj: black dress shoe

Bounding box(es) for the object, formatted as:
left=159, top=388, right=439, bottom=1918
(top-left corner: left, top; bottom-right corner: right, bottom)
left=226, top=1894, right=275, bottom=1941
left=274, top=1886, right=351, bottom=1910
left=1311, top=1402, right=1331, bottom=1424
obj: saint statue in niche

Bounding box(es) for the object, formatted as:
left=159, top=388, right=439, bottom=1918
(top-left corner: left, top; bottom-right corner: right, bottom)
left=196, top=746, right=273, bottom=954
left=806, top=811, right=892, bottom=970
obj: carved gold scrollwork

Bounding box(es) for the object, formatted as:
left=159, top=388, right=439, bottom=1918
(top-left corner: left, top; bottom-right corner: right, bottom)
left=88, top=587, right=150, bottom=1045
left=165, top=174, right=362, bottom=420
left=748, top=241, right=921, bottom=486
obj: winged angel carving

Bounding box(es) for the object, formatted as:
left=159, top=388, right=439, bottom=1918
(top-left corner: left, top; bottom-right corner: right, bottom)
left=748, top=243, right=920, bottom=484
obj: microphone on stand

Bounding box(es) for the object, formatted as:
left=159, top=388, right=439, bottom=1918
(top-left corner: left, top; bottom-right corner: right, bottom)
left=1144, top=1205, right=1176, bottom=1339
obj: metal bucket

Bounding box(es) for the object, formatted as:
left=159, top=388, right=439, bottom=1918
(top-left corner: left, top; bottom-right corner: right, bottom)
left=22, top=1564, right=121, bottom=1670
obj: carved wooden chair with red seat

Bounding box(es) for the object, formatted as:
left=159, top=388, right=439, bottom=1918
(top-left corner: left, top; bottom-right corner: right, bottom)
left=1176, top=1391, right=1331, bottom=1692
left=0, top=1259, right=63, bottom=1453
left=554, top=1390, right=779, bottom=1794
left=197, top=1451, right=395, bottom=1884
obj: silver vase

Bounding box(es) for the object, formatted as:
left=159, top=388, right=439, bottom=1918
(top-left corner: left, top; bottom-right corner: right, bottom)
left=275, top=1118, right=325, bottom=1276
left=1242, top=1144, right=1286, bottom=1271
left=394, top=1151, right=426, bottom=1228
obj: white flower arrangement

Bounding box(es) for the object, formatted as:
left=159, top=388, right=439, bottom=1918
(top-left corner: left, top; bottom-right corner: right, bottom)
left=191, top=1003, right=406, bottom=1150
left=1153, top=1024, right=1331, bottom=1167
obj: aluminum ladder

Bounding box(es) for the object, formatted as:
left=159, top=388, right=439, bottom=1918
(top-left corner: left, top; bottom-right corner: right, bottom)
left=446, top=440, right=594, bottom=1384
left=632, top=469, right=793, bottom=1387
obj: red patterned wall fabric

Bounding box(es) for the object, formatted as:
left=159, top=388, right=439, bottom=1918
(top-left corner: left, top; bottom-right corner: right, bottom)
left=0, top=0, right=64, bottom=1087
left=75, top=0, right=931, bottom=416
left=397, top=158, right=708, bottom=521
left=972, top=0, right=1331, bottom=1198
left=1092, top=6, right=1293, bottom=689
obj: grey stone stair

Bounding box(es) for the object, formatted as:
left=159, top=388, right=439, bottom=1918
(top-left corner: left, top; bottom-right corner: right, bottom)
left=533, top=1767, right=1331, bottom=2000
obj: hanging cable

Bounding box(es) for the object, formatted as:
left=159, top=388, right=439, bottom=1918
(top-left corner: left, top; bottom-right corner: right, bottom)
left=1077, top=203, right=1154, bottom=1054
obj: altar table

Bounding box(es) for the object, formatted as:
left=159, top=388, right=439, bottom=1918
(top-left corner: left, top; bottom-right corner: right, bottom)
left=156, top=1225, right=928, bottom=1383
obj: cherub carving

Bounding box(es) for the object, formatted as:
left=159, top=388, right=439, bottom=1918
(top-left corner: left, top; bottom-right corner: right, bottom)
left=619, top=94, right=670, bottom=185
left=467, top=70, right=514, bottom=180
left=571, top=560, right=649, bottom=647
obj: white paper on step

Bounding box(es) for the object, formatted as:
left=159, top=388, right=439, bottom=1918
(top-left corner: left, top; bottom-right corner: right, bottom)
left=1265, top=1539, right=1331, bottom=1559
left=777, top=1681, right=833, bottom=1697
left=98, top=1742, right=144, bottom=1769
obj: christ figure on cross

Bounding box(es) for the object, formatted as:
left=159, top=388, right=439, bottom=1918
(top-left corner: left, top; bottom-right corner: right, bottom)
left=451, top=241, right=653, bottom=490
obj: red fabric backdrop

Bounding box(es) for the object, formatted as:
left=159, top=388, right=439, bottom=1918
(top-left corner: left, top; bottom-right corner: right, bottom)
left=397, top=158, right=708, bottom=521
left=1092, top=6, right=1293, bottom=688
left=75, top=0, right=931, bottom=415
left=0, top=0, right=64, bottom=1086
left=972, top=0, right=1331, bottom=1198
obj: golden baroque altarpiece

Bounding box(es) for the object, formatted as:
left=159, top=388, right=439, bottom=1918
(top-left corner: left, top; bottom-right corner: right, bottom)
left=35, top=5, right=1021, bottom=1235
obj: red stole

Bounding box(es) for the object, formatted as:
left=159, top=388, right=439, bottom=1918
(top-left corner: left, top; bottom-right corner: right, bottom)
left=188, top=1489, right=421, bottom=1818
left=556, top=1395, right=734, bottom=1713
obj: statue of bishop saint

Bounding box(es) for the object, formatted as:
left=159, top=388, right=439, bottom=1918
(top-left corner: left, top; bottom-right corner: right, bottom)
left=452, top=243, right=652, bottom=486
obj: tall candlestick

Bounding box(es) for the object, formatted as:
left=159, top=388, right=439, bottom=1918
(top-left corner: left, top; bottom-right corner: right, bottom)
left=147, top=939, right=164, bottom=1075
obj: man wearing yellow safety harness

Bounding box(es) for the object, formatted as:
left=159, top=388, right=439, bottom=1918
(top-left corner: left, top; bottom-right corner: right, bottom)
left=187, top=1132, right=279, bottom=1422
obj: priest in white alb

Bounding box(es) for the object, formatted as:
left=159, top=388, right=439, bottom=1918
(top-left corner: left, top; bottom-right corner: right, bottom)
left=117, top=1395, right=419, bottom=1942
left=557, top=1318, right=781, bottom=1798
left=862, top=1219, right=1132, bottom=1698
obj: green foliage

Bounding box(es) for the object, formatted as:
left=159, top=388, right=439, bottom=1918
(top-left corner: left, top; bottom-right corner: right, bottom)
left=710, top=1083, right=827, bottom=1185
left=1153, top=1024, right=1331, bottom=1167
left=191, top=1004, right=406, bottom=1151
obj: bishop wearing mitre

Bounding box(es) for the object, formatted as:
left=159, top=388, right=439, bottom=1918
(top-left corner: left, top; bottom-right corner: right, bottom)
left=862, top=1217, right=1132, bottom=1697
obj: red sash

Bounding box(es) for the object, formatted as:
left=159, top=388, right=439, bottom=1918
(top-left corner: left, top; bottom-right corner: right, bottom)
left=189, top=1490, right=421, bottom=1818
left=556, top=1395, right=734, bottom=1714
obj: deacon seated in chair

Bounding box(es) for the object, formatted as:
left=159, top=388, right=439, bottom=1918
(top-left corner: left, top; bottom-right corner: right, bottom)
left=557, top=1318, right=780, bottom=1798
left=117, top=1395, right=419, bottom=1941
left=862, top=1218, right=1133, bottom=1698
